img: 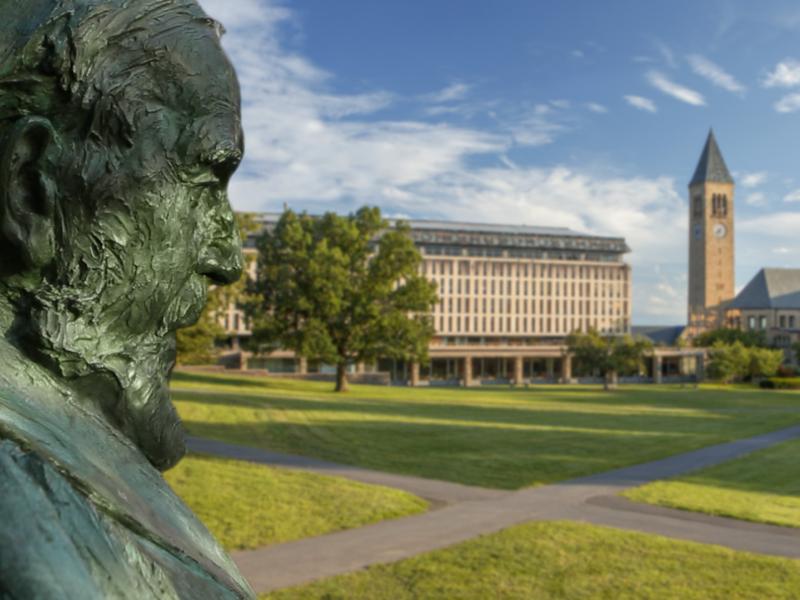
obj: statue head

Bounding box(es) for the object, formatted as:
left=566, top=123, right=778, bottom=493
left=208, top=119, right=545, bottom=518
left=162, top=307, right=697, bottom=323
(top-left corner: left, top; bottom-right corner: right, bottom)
left=0, top=0, right=244, bottom=471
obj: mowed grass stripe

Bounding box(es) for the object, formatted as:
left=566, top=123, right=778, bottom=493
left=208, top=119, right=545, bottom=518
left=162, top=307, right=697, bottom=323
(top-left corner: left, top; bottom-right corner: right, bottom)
left=165, top=454, right=427, bottom=551
left=625, top=437, right=800, bottom=528
left=263, top=521, right=800, bottom=600
left=171, top=372, right=800, bottom=489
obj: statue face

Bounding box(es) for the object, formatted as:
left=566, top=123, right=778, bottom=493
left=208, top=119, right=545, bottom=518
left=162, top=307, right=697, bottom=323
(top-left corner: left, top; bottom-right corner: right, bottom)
left=20, top=16, right=245, bottom=471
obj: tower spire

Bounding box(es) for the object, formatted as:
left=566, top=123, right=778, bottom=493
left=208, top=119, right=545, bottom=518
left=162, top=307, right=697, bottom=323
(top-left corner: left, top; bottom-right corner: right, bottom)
left=690, top=129, right=734, bottom=186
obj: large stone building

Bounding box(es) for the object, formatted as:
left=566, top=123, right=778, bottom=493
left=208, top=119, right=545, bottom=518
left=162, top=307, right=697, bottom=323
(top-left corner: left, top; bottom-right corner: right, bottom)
left=222, top=214, right=700, bottom=384
left=687, top=130, right=736, bottom=335
left=727, top=268, right=800, bottom=363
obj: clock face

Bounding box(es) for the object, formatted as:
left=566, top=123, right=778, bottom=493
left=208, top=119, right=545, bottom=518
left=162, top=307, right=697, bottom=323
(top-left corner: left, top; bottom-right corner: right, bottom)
left=713, top=223, right=727, bottom=239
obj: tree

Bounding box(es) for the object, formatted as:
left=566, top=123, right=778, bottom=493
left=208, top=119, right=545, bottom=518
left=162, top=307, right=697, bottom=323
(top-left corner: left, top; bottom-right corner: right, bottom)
left=250, top=207, right=438, bottom=392
left=566, top=329, right=652, bottom=390
left=707, top=341, right=783, bottom=383
left=176, top=213, right=260, bottom=365
left=693, top=327, right=767, bottom=349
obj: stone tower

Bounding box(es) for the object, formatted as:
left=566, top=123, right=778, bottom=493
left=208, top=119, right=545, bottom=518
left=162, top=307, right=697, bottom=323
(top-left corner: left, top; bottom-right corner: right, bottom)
left=688, top=129, right=735, bottom=333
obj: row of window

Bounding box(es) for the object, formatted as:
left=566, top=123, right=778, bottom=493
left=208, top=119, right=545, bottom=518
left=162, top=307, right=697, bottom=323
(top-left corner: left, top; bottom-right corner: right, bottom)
left=435, top=277, right=628, bottom=299
left=435, top=297, right=628, bottom=317
left=436, top=315, right=627, bottom=335
left=423, top=260, right=627, bottom=281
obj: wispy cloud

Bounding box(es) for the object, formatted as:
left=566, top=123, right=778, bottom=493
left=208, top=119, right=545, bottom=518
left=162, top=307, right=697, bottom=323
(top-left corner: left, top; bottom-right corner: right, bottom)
left=655, top=40, right=677, bottom=68
left=197, top=0, right=697, bottom=324
left=763, top=59, right=800, bottom=88
left=774, top=93, right=800, bottom=113
left=624, top=95, right=657, bottom=113
left=745, top=192, right=767, bottom=207
left=740, top=171, right=768, bottom=188
left=784, top=189, right=800, bottom=202
left=687, top=55, right=745, bottom=94
left=647, top=71, right=706, bottom=106
left=424, top=82, right=471, bottom=104
left=586, top=102, right=608, bottom=114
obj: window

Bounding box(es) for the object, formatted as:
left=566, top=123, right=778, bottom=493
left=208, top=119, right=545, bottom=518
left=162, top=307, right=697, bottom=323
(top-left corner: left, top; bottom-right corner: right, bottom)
left=759, top=315, right=768, bottom=330
left=748, top=316, right=756, bottom=330
left=780, top=315, right=787, bottom=329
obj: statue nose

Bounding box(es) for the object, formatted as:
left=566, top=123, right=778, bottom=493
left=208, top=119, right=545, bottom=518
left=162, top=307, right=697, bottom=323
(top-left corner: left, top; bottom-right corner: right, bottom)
left=198, top=235, right=244, bottom=284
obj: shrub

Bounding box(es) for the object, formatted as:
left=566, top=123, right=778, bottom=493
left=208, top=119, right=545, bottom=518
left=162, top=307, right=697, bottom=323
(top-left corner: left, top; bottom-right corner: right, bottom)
left=760, top=377, right=800, bottom=390
left=708, top=342, right=783, bottom=383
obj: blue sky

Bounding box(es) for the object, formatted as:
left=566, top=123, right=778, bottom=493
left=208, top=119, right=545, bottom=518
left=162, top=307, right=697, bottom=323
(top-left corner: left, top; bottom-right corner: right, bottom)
left=199, top=0, right=800, bottom=325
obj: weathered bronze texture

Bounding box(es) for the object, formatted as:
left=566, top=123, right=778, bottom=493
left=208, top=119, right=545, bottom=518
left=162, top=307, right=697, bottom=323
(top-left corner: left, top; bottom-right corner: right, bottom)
left=0, top=1, right=253, bottom=597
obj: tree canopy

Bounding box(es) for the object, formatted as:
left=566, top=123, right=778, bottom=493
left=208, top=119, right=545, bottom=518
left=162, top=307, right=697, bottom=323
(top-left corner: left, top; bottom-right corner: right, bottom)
left=566, top=329, right=652, bottom=389
left=707, top=341, right=783, bottom=383
left=249, top=207, right=438, bottom=391
left=693, top=328, right=767, bottom=349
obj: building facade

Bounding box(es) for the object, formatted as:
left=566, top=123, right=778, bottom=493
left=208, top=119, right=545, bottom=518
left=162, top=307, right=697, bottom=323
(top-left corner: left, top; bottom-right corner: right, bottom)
left=688, top=130, right=736, bottom=335
left=221, top=214, right=701, bottom=384
left=727, top=268, right=800, bottom=364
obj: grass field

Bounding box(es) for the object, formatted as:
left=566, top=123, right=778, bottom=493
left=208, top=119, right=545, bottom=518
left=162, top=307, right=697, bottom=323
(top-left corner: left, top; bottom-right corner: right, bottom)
left=165, top=454, right=427, bottom=550
left=171, top=372, right=800, bottom=489
left=625, top=437, right=800, bottom=528
left=263, top=521, right=800, bottom=600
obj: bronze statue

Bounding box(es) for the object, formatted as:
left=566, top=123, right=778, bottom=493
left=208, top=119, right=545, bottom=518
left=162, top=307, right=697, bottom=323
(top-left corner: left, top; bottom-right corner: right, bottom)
left=0, top=1, right=254, bottom=597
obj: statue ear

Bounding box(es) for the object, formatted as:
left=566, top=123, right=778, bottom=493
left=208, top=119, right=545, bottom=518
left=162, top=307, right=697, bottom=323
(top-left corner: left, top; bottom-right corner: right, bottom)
left=0, top=117, right=58, bottom=271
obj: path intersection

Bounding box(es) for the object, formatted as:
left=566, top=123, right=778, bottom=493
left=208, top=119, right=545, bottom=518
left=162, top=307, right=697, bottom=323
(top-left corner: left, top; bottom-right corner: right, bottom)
left=188, top=425, right=800, bottom=595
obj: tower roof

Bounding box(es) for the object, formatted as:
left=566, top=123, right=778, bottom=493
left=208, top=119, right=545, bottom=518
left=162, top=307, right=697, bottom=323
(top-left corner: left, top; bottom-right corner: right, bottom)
left=690, top=129, right=734, bottom=186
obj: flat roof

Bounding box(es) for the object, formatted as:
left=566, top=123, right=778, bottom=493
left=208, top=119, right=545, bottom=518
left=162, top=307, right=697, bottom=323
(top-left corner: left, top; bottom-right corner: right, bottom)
left=254, top=213, right=620, bottom=242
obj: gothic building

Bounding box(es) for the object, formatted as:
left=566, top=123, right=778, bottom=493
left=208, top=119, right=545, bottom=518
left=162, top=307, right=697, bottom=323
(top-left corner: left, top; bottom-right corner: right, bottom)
left=687, top=130, right=736, bottom=335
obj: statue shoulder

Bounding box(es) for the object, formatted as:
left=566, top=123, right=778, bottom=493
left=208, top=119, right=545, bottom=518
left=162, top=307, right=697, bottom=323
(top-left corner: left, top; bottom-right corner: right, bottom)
left=0, top=439, right=181, bottom=599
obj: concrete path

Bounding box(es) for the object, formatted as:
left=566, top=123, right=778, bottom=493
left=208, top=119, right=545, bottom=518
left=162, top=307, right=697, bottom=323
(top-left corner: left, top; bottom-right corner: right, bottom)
left=187, top=437, right=505, bottom=504
left=191, top=425, right=800, bottom=594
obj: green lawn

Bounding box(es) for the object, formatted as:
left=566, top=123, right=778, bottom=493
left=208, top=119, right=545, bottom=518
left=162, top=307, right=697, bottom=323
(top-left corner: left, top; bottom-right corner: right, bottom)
left=625, top=437, right=800, bottom=528
left=170, top=372, right=800, bottom=489
left=165, top=454, right=427, bottom=550
left=263, top=521, right=800, bottom=600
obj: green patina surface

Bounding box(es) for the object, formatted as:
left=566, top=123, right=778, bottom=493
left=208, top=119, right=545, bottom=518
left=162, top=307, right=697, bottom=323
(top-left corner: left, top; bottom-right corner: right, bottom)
left=0, top=1, right=252, bottom=597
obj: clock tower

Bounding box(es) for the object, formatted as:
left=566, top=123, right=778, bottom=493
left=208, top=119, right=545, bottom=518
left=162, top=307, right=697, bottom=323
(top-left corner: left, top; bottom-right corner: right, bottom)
left=688, top=129, right=735, bottom=333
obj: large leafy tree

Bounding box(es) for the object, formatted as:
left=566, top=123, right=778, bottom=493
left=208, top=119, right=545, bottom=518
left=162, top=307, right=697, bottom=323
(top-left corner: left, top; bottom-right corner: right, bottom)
left=250, top=207, right=438, bottom=392
left=176, top=213, right=260, bottom=365
left=566, top=329, right=652, bottom=390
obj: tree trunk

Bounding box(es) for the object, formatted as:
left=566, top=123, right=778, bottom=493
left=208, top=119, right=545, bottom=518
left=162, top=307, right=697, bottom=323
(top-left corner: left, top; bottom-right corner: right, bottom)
left=604, top=370, right=618, bottom=391
left=335, top=363, right=349, bottom=393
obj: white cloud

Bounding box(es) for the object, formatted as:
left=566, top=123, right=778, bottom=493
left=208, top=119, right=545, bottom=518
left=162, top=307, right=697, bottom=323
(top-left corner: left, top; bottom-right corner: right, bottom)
left=586, top=102, right=608, bottom=114
left=647, top=71, right=706, bottom=106
left=775, top=93, right=800, bottom=113
left=784, top=189, right=800, bottom=202
left=740, top=171, right=768, bottom=188
left=624, top=95, right=657, bottom=113
left=740, top=211, right=800, bottom=235
left=425, top=83, right=471, bottom=104
left=198, top=0, right=692, bottom=325
left=687, top=55, right=745, bottom=94
left=571, top=49, right=585, bottom=59
left=745, top=192, right=767, bottom=207
left=763, top=59, right=800, bottom=88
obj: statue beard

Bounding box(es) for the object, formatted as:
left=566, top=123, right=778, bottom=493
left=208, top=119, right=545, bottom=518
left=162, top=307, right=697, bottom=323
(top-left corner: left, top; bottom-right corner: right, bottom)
left=21, top=280, right=206, bottom=472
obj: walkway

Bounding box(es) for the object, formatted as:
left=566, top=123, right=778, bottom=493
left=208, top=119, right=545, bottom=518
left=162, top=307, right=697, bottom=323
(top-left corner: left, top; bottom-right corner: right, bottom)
left=188, top=425, right=800, bottom=595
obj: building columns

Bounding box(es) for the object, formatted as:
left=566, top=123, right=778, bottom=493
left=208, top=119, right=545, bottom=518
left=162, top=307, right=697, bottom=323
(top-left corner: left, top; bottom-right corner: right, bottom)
left=561, top=354, right=573, bottom=383
left=463, top=356, right=474, bottom=387
left=409, top=362, right=420, bottom=387
left=654, top=356, right=663, bottom=384
left=514, top=356, right=524, bottom=386
left=297, top=357, right=308, bottom=375
left=546, top=358, right=555, bottom=381
left=695, top=353, right=705, bottom=382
